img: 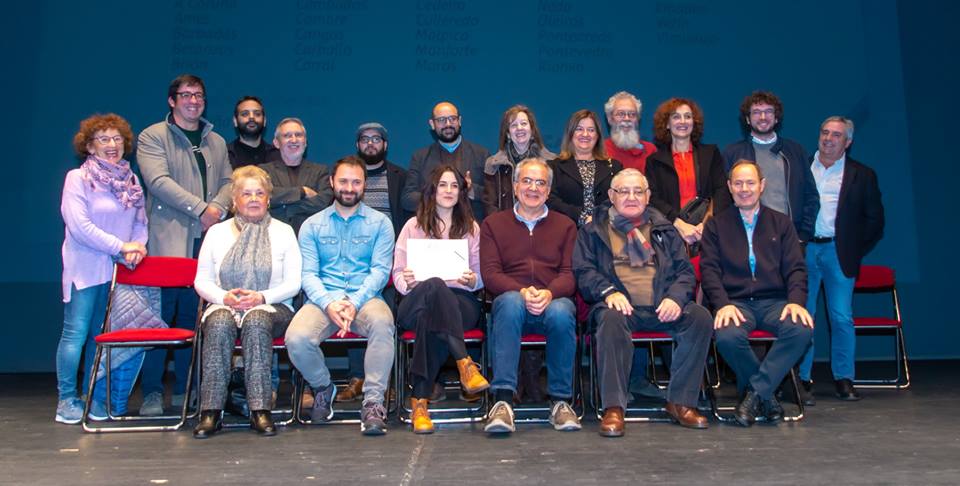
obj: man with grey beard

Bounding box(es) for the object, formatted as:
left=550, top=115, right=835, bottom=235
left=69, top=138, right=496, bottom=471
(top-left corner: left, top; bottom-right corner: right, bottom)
left=260, top=117, right=332, bottom=234
left=603, top=91, right=657, bottom=174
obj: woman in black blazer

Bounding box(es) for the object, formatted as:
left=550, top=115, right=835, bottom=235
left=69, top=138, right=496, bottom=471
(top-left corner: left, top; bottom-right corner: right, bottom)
left=547, top=109, right=623, bottom=226
left=646, top=97, right=730, bottom=244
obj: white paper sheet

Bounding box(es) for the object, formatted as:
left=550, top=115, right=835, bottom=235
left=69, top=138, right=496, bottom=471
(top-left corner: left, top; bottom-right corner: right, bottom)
left=407, top=239, right=469, bottom=281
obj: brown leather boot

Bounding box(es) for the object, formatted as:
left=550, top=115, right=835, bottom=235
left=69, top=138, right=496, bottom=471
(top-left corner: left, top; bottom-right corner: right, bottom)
left=599, top=407, right=625, bottom=437
left=456, top=357, right=490, bottom=394
left=336, top=377, right=364, bottom=402
left=411, top=398, right=434, bottom=434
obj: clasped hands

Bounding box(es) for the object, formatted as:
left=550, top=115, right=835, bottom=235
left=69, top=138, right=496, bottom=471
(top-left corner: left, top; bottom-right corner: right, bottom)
left=325, top=299, right=357, bottom=338
left=223, top=288, right=265, bottom=311
left=119, top=241, right=147, bottom=267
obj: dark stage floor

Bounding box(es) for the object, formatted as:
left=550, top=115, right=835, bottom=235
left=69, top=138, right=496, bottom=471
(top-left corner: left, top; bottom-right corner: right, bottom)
left=2, top=361, right=959, bottom=485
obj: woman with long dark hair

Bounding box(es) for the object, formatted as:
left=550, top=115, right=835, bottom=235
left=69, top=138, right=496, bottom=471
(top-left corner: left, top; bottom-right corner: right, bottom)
left=483, top=105, right=557, bottom=216
left=393, top=164, right=488, bottom=434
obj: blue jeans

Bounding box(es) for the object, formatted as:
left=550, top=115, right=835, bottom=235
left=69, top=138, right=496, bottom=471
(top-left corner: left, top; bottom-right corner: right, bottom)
left=140, top=286, right=199, bottom=396
left=57, top=283, right=108, bottom=401
left=489, top=292, right=577, bottom=399
left=799, top=241, right=856, bottom=381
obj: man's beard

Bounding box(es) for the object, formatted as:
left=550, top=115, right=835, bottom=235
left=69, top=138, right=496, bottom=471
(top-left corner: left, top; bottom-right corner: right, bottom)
left=357, top=147, right=386, bottom=165
left=238, top=121, right=264, bottom=140
left=751, top=124, right=775, bottom=137
left=436, top=126, right=461, bottom=143
left=610, top=124, right=640, bottom=150
left=334, top=189, right=362, bottom=207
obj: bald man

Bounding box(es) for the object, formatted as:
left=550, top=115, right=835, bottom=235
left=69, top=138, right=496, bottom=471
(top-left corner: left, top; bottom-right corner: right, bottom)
left=401, top=101, right=490, bottom=219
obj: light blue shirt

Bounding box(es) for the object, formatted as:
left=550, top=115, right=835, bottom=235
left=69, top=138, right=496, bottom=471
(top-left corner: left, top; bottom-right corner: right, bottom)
left=439, top=135, right=462, bottom=153
left=298, top=202, right=395, bottom=311
left=811, top=151, right=846, bottom=238
left=740, top=207, right=760, bottom=277
left=513, top=202, right=549, bottom=233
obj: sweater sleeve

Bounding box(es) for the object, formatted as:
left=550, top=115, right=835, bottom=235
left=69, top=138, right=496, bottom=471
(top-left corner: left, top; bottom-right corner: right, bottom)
left=391, top=218, right=414, bottom=296
left=260, top=223, right=302, bottom=305
left=193, top=222, right=229, bottom=305
left=479, top=218, right=526, bottom=295
left=60, top=171, right=124, bottom=256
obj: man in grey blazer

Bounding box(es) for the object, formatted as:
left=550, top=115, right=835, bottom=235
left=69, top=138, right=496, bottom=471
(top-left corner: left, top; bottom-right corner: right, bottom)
left=136, top=73, right=233, bottom=416
left=260, top=118, right=332, bottom=234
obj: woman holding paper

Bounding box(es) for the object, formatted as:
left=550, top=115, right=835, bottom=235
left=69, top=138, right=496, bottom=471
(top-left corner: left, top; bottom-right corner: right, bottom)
left=392, top=164, right=489, bottom=434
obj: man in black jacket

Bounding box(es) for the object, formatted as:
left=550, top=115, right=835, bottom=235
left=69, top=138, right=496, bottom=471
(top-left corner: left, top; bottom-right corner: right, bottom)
left=260, top=117, right=332, bottom=234
left=722, top=91, right=819, bottom=241
left=574, top=169, right=713, bottom=436
left=701, top=161, right=814, bottom=427
left=797, top=116, right=884, bottom=402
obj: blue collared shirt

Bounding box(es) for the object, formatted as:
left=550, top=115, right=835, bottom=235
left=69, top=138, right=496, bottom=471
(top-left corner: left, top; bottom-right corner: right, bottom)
left=740, top=207, right=760, bottom=277
left=513, top=202, right=549, bottom=233
left=439, top=136, right=462, bottom=153
left=811, top=151, right=846, bottom=238
left=298, top=202, right=395, bottom=310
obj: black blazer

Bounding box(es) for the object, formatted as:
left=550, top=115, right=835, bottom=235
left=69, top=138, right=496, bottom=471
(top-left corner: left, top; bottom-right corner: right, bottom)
left=383, top=160, right=408, bottom=237
left=826, top=157, right=885, bottom=278
left=546, top=156, right=623, bottom=224
left=646, top=143, right=731, bottom=222
left=261, top=159, right=332, bottom=234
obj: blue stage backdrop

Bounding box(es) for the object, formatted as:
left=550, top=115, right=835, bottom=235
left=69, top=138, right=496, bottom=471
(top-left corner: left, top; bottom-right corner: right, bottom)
left=2, top=0, right=953, bottom=371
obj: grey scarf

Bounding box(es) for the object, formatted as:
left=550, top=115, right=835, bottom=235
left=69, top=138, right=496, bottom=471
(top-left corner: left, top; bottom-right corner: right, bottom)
left=219, top=215, right=273, bottom=292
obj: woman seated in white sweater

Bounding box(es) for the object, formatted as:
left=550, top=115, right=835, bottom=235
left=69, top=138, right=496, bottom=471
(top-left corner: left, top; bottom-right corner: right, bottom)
left=192, top=166, right=301, bottom=439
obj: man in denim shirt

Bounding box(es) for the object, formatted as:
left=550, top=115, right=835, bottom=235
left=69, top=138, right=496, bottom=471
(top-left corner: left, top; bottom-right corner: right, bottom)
left=286, top=156, right=395, bottom=435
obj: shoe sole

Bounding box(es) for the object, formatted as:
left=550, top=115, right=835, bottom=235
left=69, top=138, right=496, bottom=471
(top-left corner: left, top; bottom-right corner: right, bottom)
left=461, top=382, right=491, bottom=395
left=669, top=416, right=709, bottom=429
left=599, top=428, right=624, bottom=438
left=361, top=424, right=387, bottom=436
left=484, top=421, right=514, bottom=434
left=55, top=415, right=81, bottom=425
left=552, top=422, right=582, bottom=431
left=413, top=427, right=434, bottom=435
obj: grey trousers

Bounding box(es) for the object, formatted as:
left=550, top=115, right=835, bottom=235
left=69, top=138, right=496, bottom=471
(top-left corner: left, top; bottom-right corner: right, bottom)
left=286, top=298, right=395, bottom=404
left=200, top=305, right=293, bottom=411
left=596, top=303, right=713, bottom=409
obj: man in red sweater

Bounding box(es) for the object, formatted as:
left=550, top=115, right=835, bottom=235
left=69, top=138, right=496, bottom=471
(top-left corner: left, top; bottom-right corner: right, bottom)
left=480, top=158, right=580, bottom=435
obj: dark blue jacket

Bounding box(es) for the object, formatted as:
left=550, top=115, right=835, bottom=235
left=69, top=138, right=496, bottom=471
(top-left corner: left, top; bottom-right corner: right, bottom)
left=573, top=204, right=696, bottom=325
left=722, top=137, right=820, bottom=241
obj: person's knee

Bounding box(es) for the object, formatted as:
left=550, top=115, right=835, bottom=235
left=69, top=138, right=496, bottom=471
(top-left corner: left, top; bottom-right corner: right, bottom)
left=284, top=314, right=315, bottom=351
left=714, top=325, right=745, bottom=351
left=682, top=303, right=713, bottom=333
left=242, top=309, right=273, bottom=330
left=491, top=292, right=526, bottom=329
left=203, top=309, right=236, bottom=332
left=420, top=277, right=446, bottom=293
left=543, top=298, right=576, bottom=331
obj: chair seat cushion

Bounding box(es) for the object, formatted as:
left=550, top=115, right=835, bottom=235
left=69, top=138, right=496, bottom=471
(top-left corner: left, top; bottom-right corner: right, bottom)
left=95, top=328, right=195, bottom=344
left=631, top=331, right=672, bottom=341
left=234, top=337, right=286, bottom=346
left=400, top=328, right=485, bottom=342
left=854, top=317, right=902, bottom=328
left=749, top=330, right=776, bottom=339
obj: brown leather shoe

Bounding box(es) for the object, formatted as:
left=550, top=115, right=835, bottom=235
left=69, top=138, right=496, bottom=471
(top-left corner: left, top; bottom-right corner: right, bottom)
left=410, top=398, right=434, bottom=434
left=665, top=402, right=709, bottom=429
left=301, top=388, right=314, bottom=410
left=599, top=407, right=625, bottom=437
left=456, top=357, right=490, bottom=394
left=336, top=377, right=364, bottom=402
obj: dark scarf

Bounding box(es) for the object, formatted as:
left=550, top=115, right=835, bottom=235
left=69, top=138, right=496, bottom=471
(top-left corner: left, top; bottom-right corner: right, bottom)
left=609, top=206, right=655, bottom=267
left=80, top=156, right=144, bottom=209
left=219, top=214, right=273, bottom=292
left=506, top=141, right=542, bottom=165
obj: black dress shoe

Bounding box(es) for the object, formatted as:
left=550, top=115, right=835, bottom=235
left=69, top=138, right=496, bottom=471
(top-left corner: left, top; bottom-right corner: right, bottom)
left=734, top=390, right=761, bottom=427
left=835, top=379, right=862, bottom=401
left=799, top=380, right=816, bottom=406
left=762, top=397, right=784, bottom=423
left=250, top=410, right=277, bottom=436
left=193, top=410, right=223, bottom=439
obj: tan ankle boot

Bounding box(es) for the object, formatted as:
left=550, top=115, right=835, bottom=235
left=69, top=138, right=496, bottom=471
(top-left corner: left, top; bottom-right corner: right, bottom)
left=411, top=398, right=433, bottom=434
left=456, top=357, right=490, bottom=394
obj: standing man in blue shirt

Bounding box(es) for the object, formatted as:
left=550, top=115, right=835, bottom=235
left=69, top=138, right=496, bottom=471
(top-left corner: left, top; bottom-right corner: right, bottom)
left=286, top=156, right=396, bottom=436
left=797, top=116, right=884, bottom=402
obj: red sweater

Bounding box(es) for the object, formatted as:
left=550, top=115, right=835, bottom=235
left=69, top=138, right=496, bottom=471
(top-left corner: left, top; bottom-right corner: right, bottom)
left=480, top=209, right=577, bottom=298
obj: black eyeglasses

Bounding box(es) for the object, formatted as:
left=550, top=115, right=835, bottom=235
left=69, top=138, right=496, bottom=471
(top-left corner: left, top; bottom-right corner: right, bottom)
left=175, top=91, right=205, bottom=101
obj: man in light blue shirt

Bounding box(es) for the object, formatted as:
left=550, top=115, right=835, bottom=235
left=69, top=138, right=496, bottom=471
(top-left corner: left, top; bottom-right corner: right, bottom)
left=286, top=156, right=395, bottom=435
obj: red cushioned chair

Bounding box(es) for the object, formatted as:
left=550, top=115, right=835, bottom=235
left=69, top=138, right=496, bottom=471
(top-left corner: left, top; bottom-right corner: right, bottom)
left=82, top=256, right=200, bottom=433
left=825, top=265, right=910, bottom=389
left=396, top=327, right=488, bottom=424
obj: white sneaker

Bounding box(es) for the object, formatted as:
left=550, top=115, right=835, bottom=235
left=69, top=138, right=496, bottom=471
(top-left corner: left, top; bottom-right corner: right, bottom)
left=139, top=392, right=164, bottom=416
left=484, top=400, right=515, bottom=434
left=549, top=401, right=581, bottom=431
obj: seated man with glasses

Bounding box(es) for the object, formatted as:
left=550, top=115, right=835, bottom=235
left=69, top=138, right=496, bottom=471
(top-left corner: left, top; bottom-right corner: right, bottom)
left=480, top=158, right=580, bottom=434
left=573, top=169, right=713, bottom=436
left=402, top=101, right=490, bottom=220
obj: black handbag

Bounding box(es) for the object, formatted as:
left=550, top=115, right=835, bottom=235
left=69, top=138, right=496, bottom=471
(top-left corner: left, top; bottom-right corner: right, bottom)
left=678, top=196, right=710, bottom=225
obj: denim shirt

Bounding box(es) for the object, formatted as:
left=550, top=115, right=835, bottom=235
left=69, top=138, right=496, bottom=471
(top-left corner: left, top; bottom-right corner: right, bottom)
left=298, top=202, right=395, bottom=310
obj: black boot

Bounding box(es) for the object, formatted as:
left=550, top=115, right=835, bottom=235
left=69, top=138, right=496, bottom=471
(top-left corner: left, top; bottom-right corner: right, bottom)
left=193, top=410, right=223, bottom=439
left=734, top=390, right=761, bottom=427
left=225, top=368, right=249, bottom=417
left=762, top=396, right=784, bottom=423
left=250, top=410, right=276, bottom=436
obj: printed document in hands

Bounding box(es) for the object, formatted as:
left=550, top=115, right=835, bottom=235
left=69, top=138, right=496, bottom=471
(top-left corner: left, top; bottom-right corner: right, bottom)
left=407, top=239, right=469, bottom=281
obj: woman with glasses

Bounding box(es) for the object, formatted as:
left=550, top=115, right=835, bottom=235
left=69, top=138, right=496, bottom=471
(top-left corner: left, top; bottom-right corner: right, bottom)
left=645, top=98, right=730, bottom=247
left=483, top=105, right=557, bottom=217
left=56, top=114, right=148, bottom=424
left=392, top=165, right=488, bottom=434
left=547, top=109, right=624, bottom=226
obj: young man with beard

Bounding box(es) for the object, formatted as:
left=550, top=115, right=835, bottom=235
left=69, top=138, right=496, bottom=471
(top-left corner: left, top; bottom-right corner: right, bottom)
left=603, top=91, right=657, bottom=174
left=285, top=156, right=396, bottom=436
left=403, top=101, right=489, bottom=220
left=260, top=118, right=332, bottom=234
left=227, top=96, right=281, bottom=169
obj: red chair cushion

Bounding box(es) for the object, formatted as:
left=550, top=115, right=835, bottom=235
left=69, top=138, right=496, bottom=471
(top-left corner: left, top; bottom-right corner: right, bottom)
left=234, top=337, right=286, bottom=346
left=115, top=256, right=198, bottom=288
left=855, top=265, right=895, bottom=290
left=96, top=328, right=195, bottom=344
left=749, top=330, right=776, bottom=339
left=400, top=328, right=485, bottom=342
left=632, top=331, right=672, bottom=340
left=854, top=317, right=902, bottom=328
left=521, top=334, right=547, bottom=344
left=328, top=331, right=365, bottom=340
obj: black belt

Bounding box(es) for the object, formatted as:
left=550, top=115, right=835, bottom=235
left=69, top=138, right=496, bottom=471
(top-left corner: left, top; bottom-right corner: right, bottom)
left=810, top=236, right=834, bottom=243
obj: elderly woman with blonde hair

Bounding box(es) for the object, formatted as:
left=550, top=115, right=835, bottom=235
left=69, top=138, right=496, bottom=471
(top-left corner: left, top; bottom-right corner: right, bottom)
left=192, top=165, right=302, bottom=438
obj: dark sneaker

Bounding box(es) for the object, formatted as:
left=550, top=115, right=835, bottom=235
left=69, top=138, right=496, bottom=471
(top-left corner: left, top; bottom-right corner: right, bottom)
left=311, top=382, right=337, bottom=422
left=360, top=401, right=387, bottom=436
left=484, top=400, right=515, bottom=434
left=762, top=396, right=784, bottom=423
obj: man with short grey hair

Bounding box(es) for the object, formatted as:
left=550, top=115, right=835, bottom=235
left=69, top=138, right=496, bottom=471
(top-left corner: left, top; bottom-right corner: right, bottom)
left=603, top=91, right=657, bottom=173
left=260, top=117, right=332, bottom=234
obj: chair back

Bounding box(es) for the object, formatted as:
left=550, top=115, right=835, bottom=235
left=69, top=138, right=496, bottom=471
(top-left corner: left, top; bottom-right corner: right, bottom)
left=855, top=265, right=895, bottom=290
left=115, top=256, right=198, bottom=288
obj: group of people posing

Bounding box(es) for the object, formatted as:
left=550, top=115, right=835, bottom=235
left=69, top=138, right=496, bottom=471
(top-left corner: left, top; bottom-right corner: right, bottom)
left=56, top=73, right=885, bottom=440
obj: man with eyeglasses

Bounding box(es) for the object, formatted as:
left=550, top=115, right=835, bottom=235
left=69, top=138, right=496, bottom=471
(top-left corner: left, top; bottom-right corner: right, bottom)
left=573, top=169, right=713, bottom=436
left=227, top=96, right=281, bottom=169
left=603, top=91, right=658, bottom=174
left=136, top=73, right=233, bottom=416
left=480, top=158, right=580, bottom=434
left=403, top=101, right=489, bottom=220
